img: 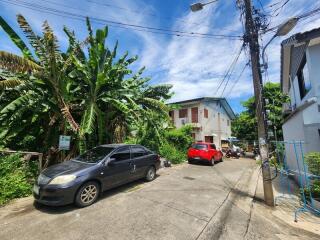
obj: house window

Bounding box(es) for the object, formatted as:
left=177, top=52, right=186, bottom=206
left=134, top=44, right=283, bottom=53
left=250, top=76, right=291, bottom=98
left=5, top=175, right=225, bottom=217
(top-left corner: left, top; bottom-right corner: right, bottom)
left=204, top=108, right=208, bottom=118
left=297, top=55, right=311, bottom=99
left=179, top=108, right=188, bottom=118
left=227, top=120, right=230, bottom=126
left=169, top=110, right=174, bottom=122
left=191, top=133, right=196, bottom=140
left=191, top=107, right=198, bottom=123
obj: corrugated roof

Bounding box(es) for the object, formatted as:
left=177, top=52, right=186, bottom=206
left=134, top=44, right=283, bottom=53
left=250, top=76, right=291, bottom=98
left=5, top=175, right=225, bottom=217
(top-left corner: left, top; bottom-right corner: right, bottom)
left=168, top=97, right=236, bottom=120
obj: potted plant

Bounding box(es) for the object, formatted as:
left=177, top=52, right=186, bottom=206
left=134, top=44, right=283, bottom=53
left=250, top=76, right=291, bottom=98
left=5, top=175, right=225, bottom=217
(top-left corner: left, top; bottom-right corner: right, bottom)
left=305, top=152, right=320, bottom=209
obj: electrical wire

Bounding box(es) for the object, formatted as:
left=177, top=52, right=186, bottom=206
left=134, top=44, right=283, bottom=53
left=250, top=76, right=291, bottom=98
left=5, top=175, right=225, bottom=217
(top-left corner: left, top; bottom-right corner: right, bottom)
left=216, top=44, right=244, bottom=97
left=86, top=0, right=218, bottom=30
left=269, top=0, right=291, bottom=17
left=0, top=0, right=242, bottom=40
left=224, top=62, right=249, bottom=98
left=264, top=5, right=320, bottom=33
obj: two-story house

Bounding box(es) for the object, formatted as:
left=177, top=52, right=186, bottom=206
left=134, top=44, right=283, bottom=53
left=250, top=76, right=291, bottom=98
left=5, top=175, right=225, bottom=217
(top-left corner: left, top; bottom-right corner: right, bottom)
left=168, top=97, right=236, bottom=148
left=280, top=27, right=320, bottom=170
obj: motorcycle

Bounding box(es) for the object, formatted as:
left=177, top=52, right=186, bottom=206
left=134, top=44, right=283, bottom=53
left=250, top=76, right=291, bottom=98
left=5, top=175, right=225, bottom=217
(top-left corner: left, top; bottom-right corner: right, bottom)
left=225, top=148, right=241, bottom=159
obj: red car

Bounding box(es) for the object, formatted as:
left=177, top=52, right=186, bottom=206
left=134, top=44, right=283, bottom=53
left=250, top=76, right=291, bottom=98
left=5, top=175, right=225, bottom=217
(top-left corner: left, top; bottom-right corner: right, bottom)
left=187, top=142, right=223, bottom=166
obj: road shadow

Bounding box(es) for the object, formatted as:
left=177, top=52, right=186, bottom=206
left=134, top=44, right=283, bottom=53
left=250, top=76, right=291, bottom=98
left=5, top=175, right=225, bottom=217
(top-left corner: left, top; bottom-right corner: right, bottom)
left=34, top=175, right=159, bottom=215
left=188, top=160, right=223, bottom=167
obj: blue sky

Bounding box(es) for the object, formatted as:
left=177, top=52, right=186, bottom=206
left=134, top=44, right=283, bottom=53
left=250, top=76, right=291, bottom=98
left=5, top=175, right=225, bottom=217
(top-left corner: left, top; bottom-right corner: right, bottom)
left=1, top=0, right=319, bottom=113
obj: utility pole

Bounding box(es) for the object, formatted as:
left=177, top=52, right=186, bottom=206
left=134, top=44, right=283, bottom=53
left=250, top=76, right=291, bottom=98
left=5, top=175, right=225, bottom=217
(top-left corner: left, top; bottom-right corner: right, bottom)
left=242, top=0, right=275, bottom=206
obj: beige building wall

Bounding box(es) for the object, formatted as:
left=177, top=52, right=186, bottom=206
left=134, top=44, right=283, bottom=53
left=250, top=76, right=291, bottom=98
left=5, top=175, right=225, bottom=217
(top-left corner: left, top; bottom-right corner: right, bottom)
left=170, top=99, right=232, bottom=149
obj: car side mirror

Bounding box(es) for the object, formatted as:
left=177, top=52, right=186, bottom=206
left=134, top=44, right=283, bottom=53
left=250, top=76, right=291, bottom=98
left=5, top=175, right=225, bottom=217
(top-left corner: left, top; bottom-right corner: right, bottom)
left=107, top=157, right=116, bottom=166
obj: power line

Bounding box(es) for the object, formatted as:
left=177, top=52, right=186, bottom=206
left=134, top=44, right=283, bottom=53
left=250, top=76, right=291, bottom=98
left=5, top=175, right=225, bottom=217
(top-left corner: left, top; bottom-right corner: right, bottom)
left=215, top=44, right=244, bottom=96
left=0, top=0, right=242, bottom=40
left=86, top=0, right=215, bottom=30
left=263, top=5, right=320, bottom=33
left=224, top=62, right=249, bottom=98
left=270, top=0, right=291, bottom=17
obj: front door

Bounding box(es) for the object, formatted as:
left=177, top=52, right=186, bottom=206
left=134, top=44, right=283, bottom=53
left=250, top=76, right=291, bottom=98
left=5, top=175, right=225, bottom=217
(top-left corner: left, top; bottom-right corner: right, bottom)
left=102, top=146, right=134, bottom=189
left=131, top=146, right=150, bottom=178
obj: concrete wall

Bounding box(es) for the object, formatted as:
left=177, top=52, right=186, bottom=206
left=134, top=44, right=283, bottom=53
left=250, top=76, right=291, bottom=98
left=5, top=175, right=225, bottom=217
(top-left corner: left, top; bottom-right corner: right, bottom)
left=283, top=43, right=320, bottom=172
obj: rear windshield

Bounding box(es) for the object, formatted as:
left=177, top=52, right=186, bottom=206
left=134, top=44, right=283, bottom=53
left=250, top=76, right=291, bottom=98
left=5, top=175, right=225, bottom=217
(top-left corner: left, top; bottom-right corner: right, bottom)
left=192, top=144, right=208, bottom=150
left=75, top=146, right=115, bottom=163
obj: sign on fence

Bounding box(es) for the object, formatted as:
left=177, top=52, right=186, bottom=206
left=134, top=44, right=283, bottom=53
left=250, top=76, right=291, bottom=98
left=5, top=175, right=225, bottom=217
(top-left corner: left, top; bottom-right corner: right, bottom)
left=59, top=135, right=71, bottom=150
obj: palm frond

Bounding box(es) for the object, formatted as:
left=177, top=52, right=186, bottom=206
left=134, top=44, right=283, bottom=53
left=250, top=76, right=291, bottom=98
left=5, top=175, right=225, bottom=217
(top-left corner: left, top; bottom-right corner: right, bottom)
left=0, top=16, right=33, bottom=60
left=0, top=51, right=41, bottom=73
left=17, top=14, right=45, bottom=60
left=0, top=79, right=23, bottom=90
left=61, top=105, right=80, bottom=132
left=0, top=91, right=36, bottom=117
left=80, top=102, right=97, bottom=135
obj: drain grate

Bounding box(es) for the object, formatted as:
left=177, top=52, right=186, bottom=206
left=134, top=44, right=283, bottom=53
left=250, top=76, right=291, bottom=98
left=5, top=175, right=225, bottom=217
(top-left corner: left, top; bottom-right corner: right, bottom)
left=183, top=176, right=196, bottom=180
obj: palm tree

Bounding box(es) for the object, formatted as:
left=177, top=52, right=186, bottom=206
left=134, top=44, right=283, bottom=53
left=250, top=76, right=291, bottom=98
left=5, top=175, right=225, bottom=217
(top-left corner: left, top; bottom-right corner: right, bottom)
left=0, top=15, right=79, bottom=133
left=0, top=15, right=172, bottom=161
left=69, top=18, right=172, bottom=148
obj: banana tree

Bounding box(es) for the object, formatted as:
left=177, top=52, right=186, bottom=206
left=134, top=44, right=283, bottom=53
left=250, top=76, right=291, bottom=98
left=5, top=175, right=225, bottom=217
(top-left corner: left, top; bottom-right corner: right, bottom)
left=0, top=15, right=79, bottom=133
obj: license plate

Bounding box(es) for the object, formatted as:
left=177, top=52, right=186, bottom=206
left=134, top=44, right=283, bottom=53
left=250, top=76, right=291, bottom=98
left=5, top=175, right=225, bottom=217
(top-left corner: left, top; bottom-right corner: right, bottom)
left=33, top=185, right=39, bottom=195
left=194, top=157, right=200, bottom=160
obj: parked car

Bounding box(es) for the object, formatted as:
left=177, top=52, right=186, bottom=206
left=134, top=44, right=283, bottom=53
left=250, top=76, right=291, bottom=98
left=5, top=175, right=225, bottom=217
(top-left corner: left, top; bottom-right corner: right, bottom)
left=33, top=144, right=160, bottom=207
left=187, top=142, right=223, bottom=165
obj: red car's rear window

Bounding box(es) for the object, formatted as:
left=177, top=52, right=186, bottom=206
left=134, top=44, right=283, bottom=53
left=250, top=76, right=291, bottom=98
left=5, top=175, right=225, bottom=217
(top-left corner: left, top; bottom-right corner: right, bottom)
left=192, top=144, right=208, bottom=150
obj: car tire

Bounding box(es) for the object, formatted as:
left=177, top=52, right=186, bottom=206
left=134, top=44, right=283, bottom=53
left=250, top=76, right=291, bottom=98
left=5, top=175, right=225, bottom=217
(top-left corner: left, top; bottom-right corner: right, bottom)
left=210, top=158, right=215, bottom=166
left=188, top=159, right=193, bottom=164
left=145, top=166, right=156, bottom=182
left=75, top=181, right=100, bottom=208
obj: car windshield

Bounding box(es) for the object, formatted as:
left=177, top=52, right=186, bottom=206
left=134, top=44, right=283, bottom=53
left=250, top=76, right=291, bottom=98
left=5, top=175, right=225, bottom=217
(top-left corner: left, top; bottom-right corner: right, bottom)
left=192, top=144, right=208, bottom=150
left=75, top=146, right=115, bottom=163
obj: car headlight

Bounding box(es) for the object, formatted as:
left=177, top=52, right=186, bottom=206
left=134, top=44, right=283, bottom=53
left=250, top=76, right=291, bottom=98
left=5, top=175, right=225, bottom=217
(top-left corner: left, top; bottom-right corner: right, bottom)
left=49, top=175, right=76, bottom=185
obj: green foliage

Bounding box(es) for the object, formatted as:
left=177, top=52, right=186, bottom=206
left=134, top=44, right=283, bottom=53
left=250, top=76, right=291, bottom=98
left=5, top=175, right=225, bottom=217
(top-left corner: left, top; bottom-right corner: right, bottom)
left=159, top=143, right=186, bottom=164
left=0, top=16, right=172, bottom=162
left=0, top=154, right=38, bottom=205
left=164, top=125, right=193, bottom=151
left=232, top=82, right=289, bottom=141
left=304, top=152, right=320, bottom=200
left=305, top=152, right=320, bottom=176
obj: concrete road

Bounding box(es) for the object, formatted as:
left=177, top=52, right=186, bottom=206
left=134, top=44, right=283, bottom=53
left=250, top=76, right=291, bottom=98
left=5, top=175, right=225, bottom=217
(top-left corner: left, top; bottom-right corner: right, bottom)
left=1, top=158, right=316, bottom=240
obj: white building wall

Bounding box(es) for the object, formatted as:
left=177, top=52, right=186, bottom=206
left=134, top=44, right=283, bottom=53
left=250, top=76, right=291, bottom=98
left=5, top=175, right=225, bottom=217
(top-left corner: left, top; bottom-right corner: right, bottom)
left=170, top=100, right=232, bottom=149
left=283, top=43, right=320, bottom=171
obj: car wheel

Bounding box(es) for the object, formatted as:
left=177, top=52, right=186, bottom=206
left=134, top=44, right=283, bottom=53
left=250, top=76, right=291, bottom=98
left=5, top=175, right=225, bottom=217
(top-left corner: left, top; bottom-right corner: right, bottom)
left=145, top=166, right=156, bottom=182
left=210, top=158, right=215, bottom=166
left=75, top=181, right=100, bottom=207
left=188, top=159, right=193, bottom=164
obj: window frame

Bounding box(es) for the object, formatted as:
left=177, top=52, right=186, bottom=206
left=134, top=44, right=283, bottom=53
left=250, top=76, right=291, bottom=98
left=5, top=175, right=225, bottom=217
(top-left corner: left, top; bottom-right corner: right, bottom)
left=297, top=55, right=311, bottom=100
left=179, top=108, right=188, bottom=118
left=131, top=146, right=147, bottom=158
left=110, top=146, right=131, bottom=162
left=204, top=108, right=208, bottom=118
left=191, top=107, right=198, bottom=123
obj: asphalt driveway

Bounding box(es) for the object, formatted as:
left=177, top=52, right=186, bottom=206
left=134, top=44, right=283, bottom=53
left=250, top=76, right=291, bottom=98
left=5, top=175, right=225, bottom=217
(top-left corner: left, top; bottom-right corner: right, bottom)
left=0, top=158, right=256, bottom=240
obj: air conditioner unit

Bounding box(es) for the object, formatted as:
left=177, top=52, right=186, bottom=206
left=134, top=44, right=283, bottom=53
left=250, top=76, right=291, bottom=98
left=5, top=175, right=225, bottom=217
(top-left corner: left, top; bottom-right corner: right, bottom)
left=181, top=118, right=188, bottom=125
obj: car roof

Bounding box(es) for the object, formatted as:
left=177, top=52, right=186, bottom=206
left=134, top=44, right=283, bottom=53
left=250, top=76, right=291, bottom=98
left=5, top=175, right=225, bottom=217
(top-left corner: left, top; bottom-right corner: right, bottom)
left=194, top=142, right=214, bottom=145
left=99, top=143, right=144, bottom=148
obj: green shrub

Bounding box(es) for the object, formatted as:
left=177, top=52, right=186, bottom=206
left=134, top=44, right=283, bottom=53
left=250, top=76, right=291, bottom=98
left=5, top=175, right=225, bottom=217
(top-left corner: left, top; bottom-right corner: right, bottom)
left=164, top=125, right=193, bottom=151
left=305, top=152, right=320, bottom=176
left=304, top=152, right=320, bottom=200
left=0, top=154, right=38, bottom=205
left=159, top=143, right=186, bottom=164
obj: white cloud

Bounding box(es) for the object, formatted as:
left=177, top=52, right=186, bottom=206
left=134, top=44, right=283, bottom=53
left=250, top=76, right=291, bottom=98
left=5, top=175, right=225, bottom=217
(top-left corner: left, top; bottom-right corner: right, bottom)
left=1, top=0, right=318, bottom=107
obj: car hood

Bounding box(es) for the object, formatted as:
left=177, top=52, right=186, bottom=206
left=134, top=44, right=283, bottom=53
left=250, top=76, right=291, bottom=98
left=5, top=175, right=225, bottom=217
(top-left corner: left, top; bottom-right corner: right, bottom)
left=42, top=160, right=95, bottom=178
